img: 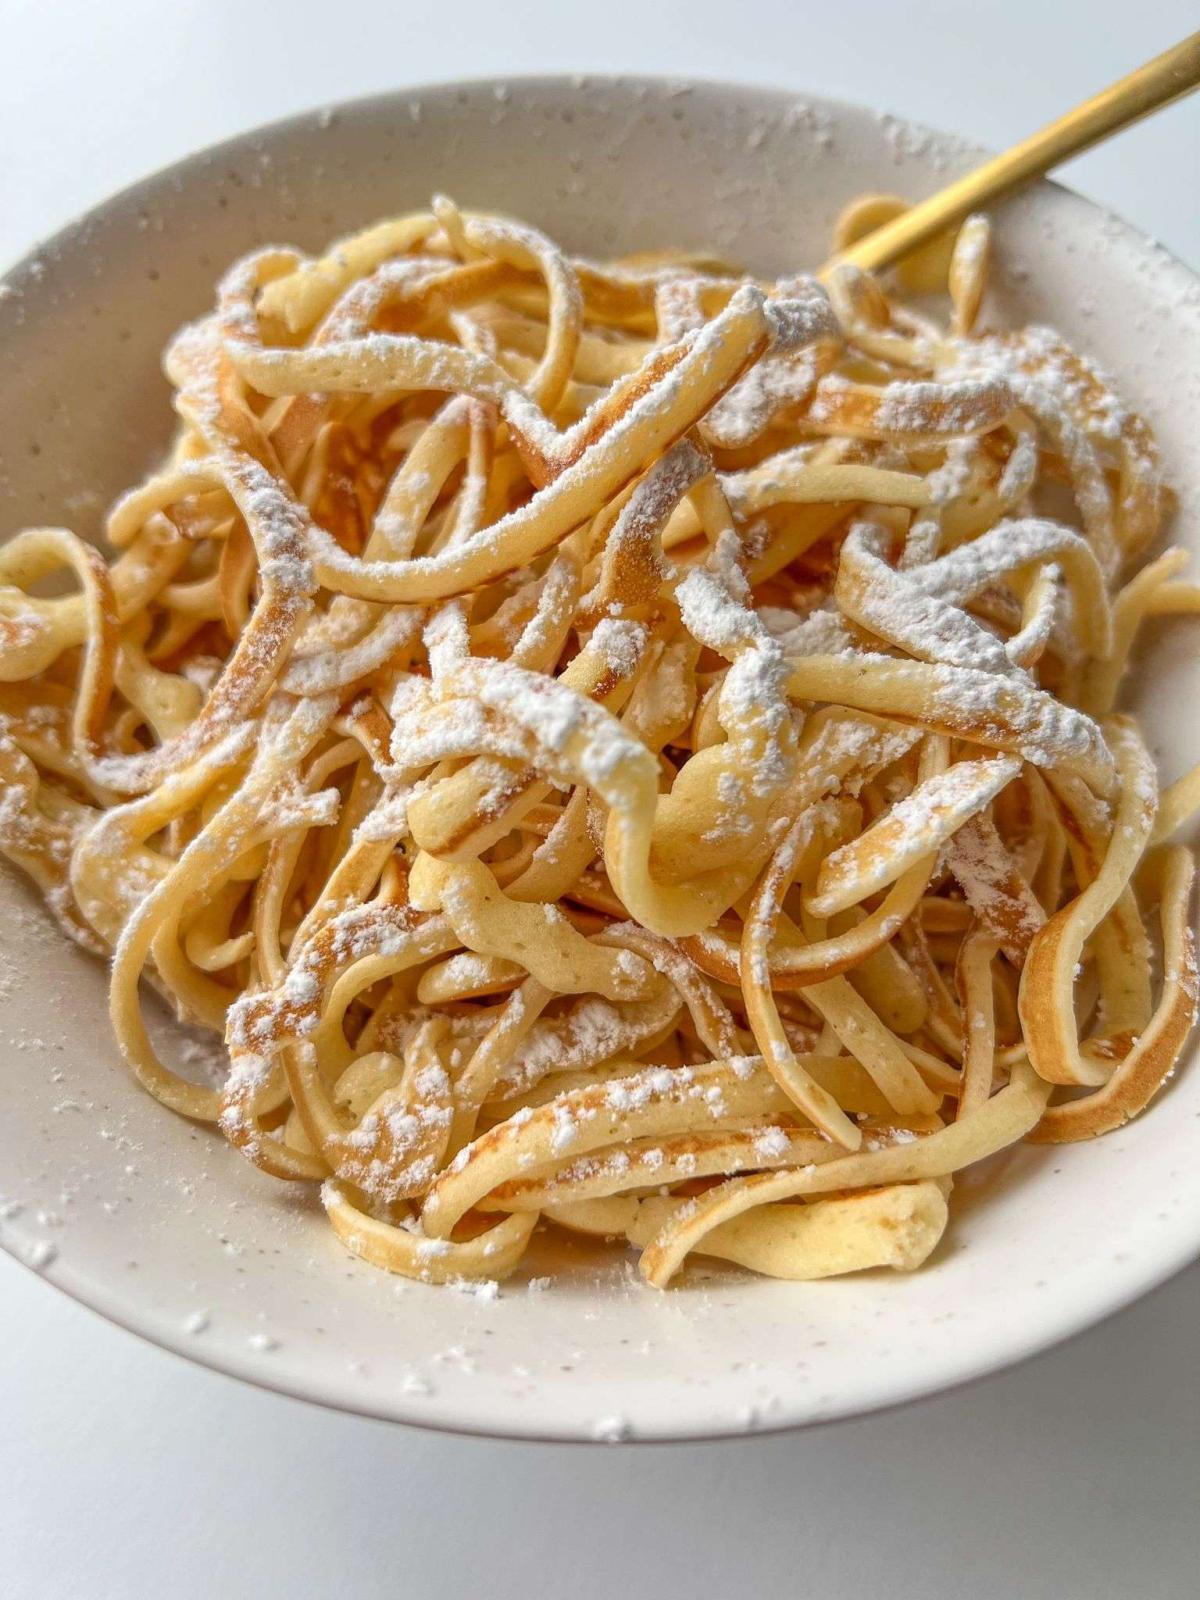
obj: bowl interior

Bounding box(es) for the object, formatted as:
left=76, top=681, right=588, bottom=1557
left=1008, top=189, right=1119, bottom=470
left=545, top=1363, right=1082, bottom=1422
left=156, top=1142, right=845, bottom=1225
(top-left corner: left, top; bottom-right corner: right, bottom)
left=1, top=77, right=1198, bottom=1441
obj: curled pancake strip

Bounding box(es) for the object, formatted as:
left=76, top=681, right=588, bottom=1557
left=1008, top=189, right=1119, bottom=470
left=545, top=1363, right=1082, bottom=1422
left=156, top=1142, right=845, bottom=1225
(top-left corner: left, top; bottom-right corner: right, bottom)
left=102, top=695, right=338, bottom=1119
left=627, top=1180, right=950, bottom=1282
left=0, top=197, right=1194, bottom=1290
left=1030, top=847, right=1197, bottom=1142
left=808, top=753, right=1021, bottom=918
left=1019, top=719, right=1157, bottom=1087
left=638, top=1065, right=1050, bottom=1286
left=740, top=807, right=866, bottom=1147
left=784, top=655, right=1115, bottom=795
left=955, top=929, right=1001, bottom=1117
left=423, top=1060, right=805, bottom=1240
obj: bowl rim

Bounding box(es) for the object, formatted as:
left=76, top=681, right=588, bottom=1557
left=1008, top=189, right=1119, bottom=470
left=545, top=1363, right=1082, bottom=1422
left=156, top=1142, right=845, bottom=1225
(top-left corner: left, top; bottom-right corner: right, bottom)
left=2, top=71, right=1198, bottom=1443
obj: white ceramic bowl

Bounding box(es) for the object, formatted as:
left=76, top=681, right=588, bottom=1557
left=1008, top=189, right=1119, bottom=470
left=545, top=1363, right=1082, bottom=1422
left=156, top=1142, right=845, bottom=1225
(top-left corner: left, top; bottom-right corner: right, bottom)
left=2, top=77, right=1198, bottom=1442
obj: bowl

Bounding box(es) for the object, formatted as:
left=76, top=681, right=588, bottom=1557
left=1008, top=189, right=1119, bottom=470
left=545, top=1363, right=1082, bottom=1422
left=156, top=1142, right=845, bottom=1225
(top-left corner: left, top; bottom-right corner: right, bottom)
left=2, top=76, right=1198, bottom=1442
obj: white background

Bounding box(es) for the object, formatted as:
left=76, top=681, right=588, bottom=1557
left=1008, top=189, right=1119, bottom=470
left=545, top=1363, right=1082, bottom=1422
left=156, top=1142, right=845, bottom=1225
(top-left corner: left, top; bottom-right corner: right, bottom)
left=2, top=2, right=1199, bottom=1595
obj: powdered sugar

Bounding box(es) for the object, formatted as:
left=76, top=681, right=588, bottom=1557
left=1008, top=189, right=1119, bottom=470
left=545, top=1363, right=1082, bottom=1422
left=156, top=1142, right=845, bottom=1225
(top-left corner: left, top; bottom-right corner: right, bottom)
left=2, top=180, right=1175, bottom=1320
left=676, top=565, right=764, bottom=653
left=589, top=617, right=647, bottom=679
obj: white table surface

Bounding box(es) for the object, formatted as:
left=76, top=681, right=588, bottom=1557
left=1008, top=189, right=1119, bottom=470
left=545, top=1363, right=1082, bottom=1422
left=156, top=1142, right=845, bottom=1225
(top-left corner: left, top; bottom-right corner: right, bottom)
left=2, top=2, right=1198, bottom=1595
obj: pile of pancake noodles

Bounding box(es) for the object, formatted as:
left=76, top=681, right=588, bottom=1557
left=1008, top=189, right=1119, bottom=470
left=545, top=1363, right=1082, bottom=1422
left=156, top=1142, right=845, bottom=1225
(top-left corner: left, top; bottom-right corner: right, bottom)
left=0, top=193, right=1196, bottom=1289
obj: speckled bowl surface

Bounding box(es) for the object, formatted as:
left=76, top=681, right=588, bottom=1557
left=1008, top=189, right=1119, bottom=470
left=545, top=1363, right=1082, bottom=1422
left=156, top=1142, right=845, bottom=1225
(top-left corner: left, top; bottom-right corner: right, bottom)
left=2, top=76, right=1198, bottom=1442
